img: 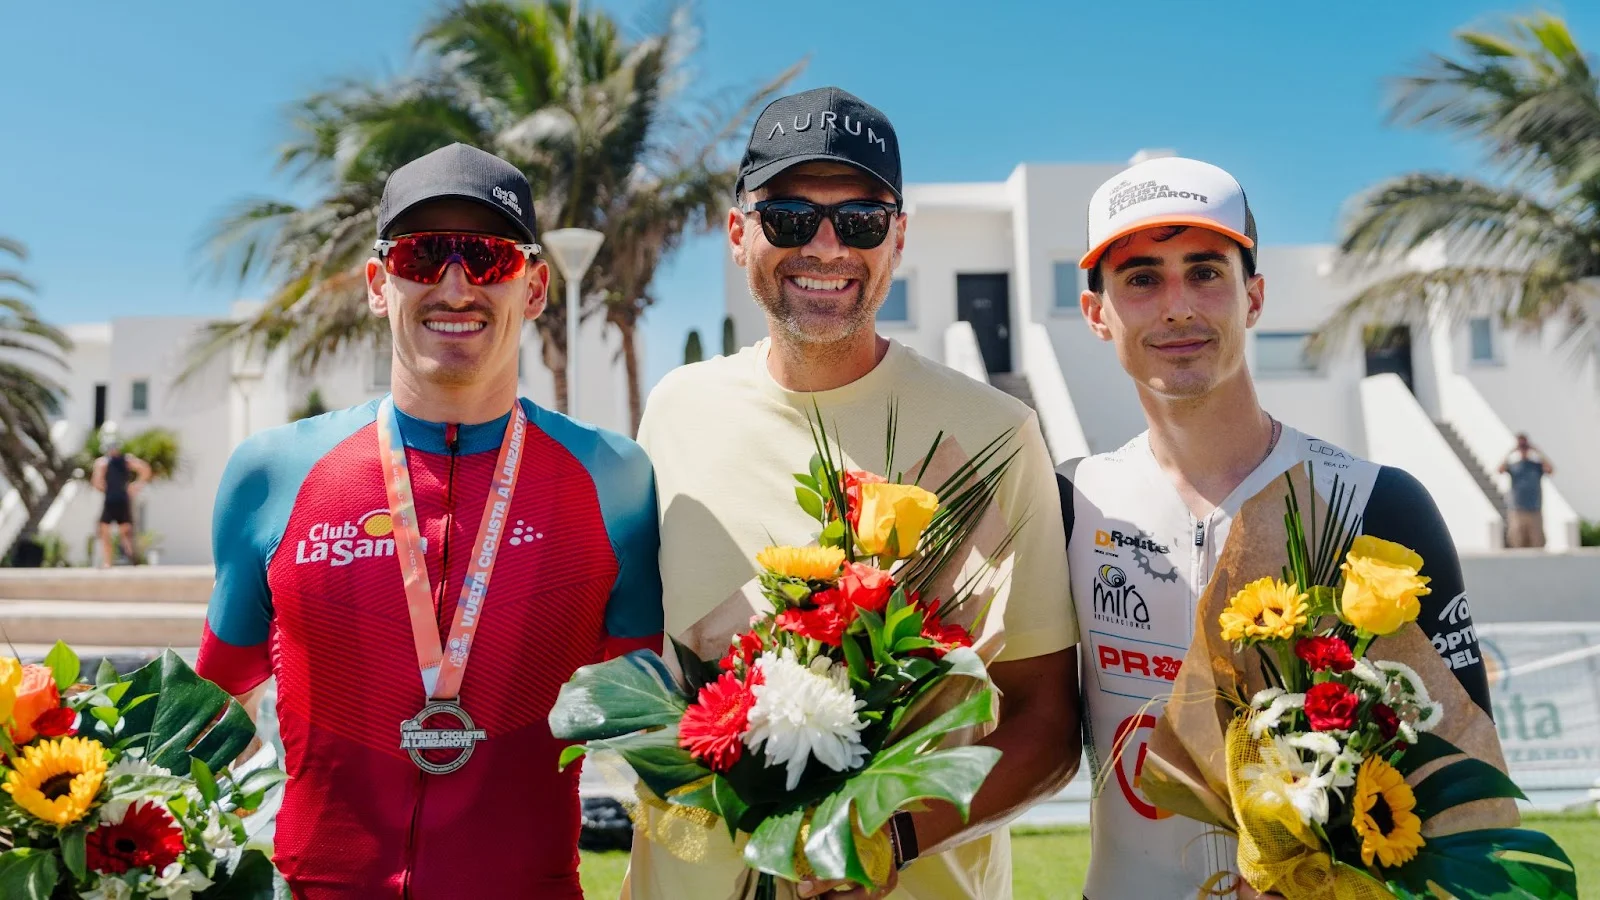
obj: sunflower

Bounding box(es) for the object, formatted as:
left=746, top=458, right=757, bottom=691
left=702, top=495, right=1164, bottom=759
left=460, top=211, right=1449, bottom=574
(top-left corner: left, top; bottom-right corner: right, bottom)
left=1219, top=577, right=1310, bottom=643
left=2, top=736, right=108, bottom=826
left=756, top=546, right=846, bottom=582
left=1352, top=756, right=1425, bottom=868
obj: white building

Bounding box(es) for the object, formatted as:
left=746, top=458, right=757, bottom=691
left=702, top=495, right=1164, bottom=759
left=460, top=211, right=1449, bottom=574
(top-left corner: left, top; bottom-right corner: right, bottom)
left=0, top=302, right=638, bottom=566
left=724, top=150, right=1600, bottom=552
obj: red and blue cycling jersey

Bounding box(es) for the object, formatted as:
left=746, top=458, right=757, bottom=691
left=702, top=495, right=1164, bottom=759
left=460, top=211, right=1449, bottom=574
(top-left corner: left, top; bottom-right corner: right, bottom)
left=196, top=396, right=662, bottom=900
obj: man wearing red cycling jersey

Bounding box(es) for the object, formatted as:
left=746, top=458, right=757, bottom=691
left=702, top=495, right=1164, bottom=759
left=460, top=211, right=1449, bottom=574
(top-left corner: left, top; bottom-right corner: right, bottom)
left=197, top=143, right=662, bottom=899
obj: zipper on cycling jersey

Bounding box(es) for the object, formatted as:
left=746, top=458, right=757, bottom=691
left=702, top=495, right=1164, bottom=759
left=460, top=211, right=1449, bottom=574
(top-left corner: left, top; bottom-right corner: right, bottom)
left=401, top=423, right=460, bottom=899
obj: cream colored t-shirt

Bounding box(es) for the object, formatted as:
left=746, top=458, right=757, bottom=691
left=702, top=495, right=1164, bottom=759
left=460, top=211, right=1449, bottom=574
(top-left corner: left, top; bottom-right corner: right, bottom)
left=625, top=338, right=1075, bottom=900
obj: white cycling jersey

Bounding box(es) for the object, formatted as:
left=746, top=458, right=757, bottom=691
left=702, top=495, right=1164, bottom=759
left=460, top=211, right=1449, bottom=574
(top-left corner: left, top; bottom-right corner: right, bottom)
left=1065, top=426, right=1391, bottom=899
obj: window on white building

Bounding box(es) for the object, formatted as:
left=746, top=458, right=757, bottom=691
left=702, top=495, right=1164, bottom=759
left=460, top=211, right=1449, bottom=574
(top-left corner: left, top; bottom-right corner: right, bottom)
left=129, top=380, right=149, bottom=415
left=1053, top=261, right=1086, bottom=311
left=1469, top=317, right=1495, bottom=362
left=880, top=278, right=910, bottom=323
left=1255, top=332, right=1318, bottom=376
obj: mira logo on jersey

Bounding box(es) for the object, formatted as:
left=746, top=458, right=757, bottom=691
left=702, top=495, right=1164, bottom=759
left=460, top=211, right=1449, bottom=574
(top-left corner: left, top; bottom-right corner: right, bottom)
left=1092, top=564, right=1151, bottom=629
left=295, top=508, right=413, bottom=567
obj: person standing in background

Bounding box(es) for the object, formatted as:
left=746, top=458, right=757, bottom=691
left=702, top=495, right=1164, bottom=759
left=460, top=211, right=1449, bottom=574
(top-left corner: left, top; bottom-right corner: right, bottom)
left=1499, top=432, right=1554, bottom=548
left=90, top=429, right=151, bottom=567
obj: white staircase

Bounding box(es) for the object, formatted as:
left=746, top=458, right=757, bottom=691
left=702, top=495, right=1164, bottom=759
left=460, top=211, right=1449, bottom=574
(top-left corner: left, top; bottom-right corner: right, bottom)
left=0, top=566, right=211, bottom=664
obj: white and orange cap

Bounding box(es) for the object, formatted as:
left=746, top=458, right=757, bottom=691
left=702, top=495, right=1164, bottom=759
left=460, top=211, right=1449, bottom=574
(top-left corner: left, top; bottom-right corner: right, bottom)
left=1079, top=156, right=1257, bottom=270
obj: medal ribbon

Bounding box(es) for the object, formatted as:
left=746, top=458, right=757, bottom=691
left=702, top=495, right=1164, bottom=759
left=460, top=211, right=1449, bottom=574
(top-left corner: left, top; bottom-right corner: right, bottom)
left=376, top=395, right=527, bottom=701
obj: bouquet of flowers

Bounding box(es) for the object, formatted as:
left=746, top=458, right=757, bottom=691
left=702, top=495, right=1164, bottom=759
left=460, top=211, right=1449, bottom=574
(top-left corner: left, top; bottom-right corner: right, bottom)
left=551, top=404, right=1021, bottom=898
left=0, top=643, right=284, bottom=900
left=1139, top=467, right=1576, bottom=899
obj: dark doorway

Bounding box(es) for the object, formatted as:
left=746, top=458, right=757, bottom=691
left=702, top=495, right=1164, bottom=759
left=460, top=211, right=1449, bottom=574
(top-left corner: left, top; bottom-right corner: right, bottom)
left=93, top=384, right=107, bottom=431
left=1364, top=325, right=1415, bottom=393
left=956, top=273, right=1012, bottom=374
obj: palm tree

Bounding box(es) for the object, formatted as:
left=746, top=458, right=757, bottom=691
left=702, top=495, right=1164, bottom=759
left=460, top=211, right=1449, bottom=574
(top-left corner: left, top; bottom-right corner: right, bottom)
left=0, top=237, right=73, bottom=541
left=195, top=0, right=797, bottom=426
left=1321, top=12, right=1600, bottom=357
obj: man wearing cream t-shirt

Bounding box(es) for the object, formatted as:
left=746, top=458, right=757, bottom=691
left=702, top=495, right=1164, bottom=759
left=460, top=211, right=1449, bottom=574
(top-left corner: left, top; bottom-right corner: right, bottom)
left=628, top=86, right=1082, bottom=900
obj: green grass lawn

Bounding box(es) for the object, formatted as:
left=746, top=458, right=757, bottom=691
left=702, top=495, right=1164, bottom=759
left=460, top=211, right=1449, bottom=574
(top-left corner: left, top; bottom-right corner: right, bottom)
left=580, top=812, right=1598, bottom=898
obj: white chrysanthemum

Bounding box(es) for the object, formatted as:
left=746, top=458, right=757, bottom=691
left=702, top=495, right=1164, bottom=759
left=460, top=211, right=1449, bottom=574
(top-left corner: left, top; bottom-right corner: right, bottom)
left=744, top=651, right=868, bottom=790
left=1251, top=687, right=1285, bottom=709
left=1242, top=735, right=1333, bottom=825
left=150, top=864, right=213, bottom=900
left=1288, top=732, right=1342, bottom=761
left=107, top=757, right=173, bottom=780
left=1249, top=692, right=1305, bottom=739
left=1329, top=744, right=1363, bottom=789
left=1376, top=661, right=1430, bottom=703
left=1351, top=659, right=1386, bottom=690
left=82, top=874, right=135, bottom=900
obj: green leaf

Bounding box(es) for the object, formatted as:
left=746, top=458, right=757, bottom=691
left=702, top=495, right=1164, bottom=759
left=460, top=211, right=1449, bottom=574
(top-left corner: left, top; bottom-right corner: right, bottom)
left=795, top=473, right=820, bottom=493
left=547, top=651, right=688, bottom=742
left=804, top=788, right=874, bottom=887
left=197, top=847, right=277, bottom=899
left=809, top=453, right=826, bottom=488
left=796, top=486, right=825, bottom=521
left=116, top=651, right=256, bottom=773
left=1305, top=586, right=1339, bottom=618
left=1392, top=844, right=1544, bottom=900
left=59, top=828, right=86, bottom=882
left=90, top=706, right=120, bottom=728
left=892, top=637, right=937, bottom=654
left=0, top=848, right=60, bottom=900
left=105, top=681, right=132, bottom=704
left=583, top=728, right=710, bottom=801
left=744, top=804, right=806, bottom=881
left=669, top=635, right=720, bottom=697
left=1411, top=758, right=1527, bottom=820
left=95, top=658, right=118, bottom=687
left=939, top=647, right=988, bottom=681
left=1406, top=830, right=1575, bottom=897
left=43, top=641, right=80, bottom=692
left=1393, top=731, right=1464, bottom=777
left=192, top=756, right=220, bottom=808
left=858, top=609, right=893, bottom=667
left=673, top=774, right=750, bottom=841
left=841, top=634, right=871, bottom=689
left=558, top=744, right=588, bottom=770
left=121, top=693, right=158, bottom=715
left=821, top=520, right=845, bottom=544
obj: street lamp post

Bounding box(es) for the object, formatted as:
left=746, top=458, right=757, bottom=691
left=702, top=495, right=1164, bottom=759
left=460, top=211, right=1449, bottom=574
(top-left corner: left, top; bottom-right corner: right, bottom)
left=540, top=228, right=606, bottom=416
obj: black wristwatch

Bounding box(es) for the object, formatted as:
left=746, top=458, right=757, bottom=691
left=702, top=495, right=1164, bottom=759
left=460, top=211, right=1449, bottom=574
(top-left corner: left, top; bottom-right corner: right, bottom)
left=889, top=810, right=919, bottom=870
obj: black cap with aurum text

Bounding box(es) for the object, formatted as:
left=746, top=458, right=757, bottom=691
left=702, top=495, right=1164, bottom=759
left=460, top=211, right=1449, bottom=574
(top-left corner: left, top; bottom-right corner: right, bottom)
left=736, top=87, right=903, bottom=205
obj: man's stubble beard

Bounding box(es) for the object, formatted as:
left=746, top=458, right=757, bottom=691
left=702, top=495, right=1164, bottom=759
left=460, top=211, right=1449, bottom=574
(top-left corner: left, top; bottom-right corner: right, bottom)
left=748, top=265, right=889, bottom=349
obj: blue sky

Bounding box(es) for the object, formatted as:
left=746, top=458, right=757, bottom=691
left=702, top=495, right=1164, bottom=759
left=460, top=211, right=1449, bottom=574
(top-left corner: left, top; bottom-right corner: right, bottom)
left=4, top=0, right=1595, bottom=394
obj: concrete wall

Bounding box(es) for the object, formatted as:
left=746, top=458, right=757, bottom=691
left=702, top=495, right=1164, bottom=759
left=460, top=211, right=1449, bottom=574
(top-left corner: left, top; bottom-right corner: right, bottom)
left=1017, top=161, right=1144, bottom=453
left=1250, top=246, right=1370, bottom=453
left=1462, top=550, right=1600, bottom=624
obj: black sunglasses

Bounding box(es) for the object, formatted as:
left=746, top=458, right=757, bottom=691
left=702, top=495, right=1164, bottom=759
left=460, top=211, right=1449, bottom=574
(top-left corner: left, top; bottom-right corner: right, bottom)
left=742, top=199, right=899, bottom=250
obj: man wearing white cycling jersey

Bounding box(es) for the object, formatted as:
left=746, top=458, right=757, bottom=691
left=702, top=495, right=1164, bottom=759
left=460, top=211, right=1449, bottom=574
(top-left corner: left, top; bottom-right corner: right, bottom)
left=1058, top=156, right=1494, bottom=899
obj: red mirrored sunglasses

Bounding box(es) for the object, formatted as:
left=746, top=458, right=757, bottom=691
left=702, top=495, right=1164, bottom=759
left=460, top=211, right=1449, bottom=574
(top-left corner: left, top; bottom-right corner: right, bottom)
left=374, top=232, right=542, bottom=286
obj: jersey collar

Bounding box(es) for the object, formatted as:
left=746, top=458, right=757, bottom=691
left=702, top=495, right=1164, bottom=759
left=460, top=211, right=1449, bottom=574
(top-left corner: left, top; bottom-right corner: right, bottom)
left=387, top=397, right=520, bottom=455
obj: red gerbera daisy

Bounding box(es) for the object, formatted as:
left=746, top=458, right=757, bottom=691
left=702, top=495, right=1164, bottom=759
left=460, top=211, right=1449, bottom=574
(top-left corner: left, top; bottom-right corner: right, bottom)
left=86, top=801, right=186, bottom=875
left=679, top=671, right=761, bottom=772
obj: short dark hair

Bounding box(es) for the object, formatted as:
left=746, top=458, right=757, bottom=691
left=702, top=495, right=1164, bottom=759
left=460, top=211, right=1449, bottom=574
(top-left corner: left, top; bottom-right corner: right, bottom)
left=1086, top=235, right=1257, bottom=293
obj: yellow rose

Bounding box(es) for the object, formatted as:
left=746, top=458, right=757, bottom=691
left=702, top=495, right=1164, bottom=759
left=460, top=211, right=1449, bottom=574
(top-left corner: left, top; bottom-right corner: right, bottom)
left=0, top=657, right=21, bottom=729
left=1340, top=536, right=1430, bottom=636
left=854, top=483, right=940, bottom=559
left=1219, top=577, right=1309, bottom=643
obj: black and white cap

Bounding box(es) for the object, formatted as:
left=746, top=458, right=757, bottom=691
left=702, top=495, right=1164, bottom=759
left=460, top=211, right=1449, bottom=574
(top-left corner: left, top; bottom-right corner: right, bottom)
left=1080, top=157, right=1257, bottom=270
left=736, top=87, right=902, bottom=205
left=377, top=143, right=538, bottom=242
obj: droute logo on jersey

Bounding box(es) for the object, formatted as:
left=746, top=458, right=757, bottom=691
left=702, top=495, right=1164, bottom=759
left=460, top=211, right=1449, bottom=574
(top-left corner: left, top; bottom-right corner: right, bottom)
left=295, top=508, right=403, bottom=568
left=1093, top=564, right=1151, bottom=629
